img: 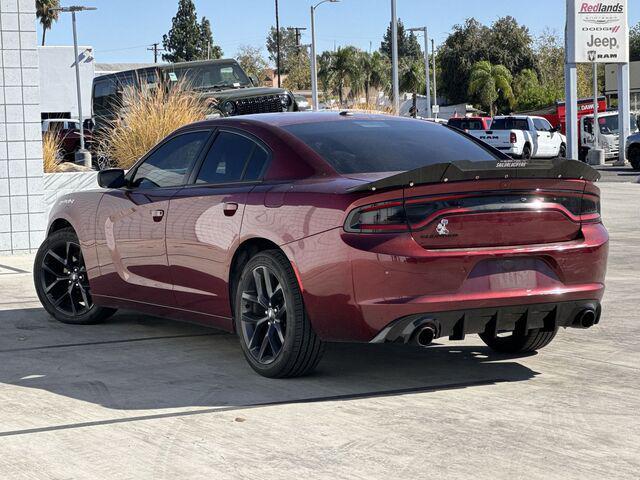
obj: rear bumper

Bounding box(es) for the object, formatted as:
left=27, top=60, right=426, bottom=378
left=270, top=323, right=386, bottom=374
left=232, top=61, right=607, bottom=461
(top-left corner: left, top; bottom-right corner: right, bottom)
left=285, top=223, right=608, bottom=343
left=370, top=299, right=601, bottom=344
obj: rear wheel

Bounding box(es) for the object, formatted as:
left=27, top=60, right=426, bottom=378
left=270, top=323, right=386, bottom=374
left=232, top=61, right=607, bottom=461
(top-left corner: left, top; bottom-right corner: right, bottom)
left=521, top=144, right=532, bottom=160
left=234, top=250, right=324, bottom=378
left=629, top=145, right=640, bottom=170
left=34, top=228, right=116, bottom=325
left=479, top=327, right=558, bottom=354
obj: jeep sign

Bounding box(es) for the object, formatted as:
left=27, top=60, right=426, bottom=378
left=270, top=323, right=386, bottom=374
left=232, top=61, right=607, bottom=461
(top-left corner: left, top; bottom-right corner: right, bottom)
left=566, top=0, right=629, bottom=63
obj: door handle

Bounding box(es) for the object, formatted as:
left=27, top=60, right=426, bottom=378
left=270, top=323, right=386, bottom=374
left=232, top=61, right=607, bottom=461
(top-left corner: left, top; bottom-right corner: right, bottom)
left=151, top=209, right=165, bottom=222
left=223, top=202, right=239, bottom=217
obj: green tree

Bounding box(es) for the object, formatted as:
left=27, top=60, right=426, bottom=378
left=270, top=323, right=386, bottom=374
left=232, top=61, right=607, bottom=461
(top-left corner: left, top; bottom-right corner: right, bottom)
left=330, top=46, right=359, bottom=105
left=197, top=17, right=222, bottom=60
left=468, top=61, right=515, bottom=116
left=380, top=19, right=422, bottom=64
left=535, top=30, right=565, bottom=104
left=630, top=22, right=640, bottom=61
left=513, top=69, right=548, bottom=110
left=36, top=0, right=59, bottom=46
left=488, top=16, right=537, bottom=76
left=163, top=0, right=220, bottom=62
left=283, top=50, right=311, bottom=91
left=359, top=51, right=389, bottom=105
left=266, top=27, right=298, bottom=75
left=318, top=51, right=335, bottom=102
left=400, top=60, right=425, bottom=117
left=236, top=45, right=270, bottom=84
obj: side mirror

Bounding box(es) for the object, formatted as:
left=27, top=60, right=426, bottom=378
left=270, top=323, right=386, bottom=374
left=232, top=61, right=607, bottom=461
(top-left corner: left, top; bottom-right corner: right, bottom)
left=98, top=168, right=126, bottom=188
left=249, top=74, right=259, bottom=86
left=83, top=118, right=95, bottom=132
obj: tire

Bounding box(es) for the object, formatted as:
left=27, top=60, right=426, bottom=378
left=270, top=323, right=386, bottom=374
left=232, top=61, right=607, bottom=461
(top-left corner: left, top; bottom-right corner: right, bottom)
left=521, top=144, right=532, bottom=160
left=234, top=249, right=324, bottom=378
left=559, top=143, right=567, bottom=158
left=479, top=327, right=558, bottom=354
left=34, top=228, right=116, bottom=325
left=629, top=146, right=640, bottom=170
left=579, top=147, right=589, bottom=162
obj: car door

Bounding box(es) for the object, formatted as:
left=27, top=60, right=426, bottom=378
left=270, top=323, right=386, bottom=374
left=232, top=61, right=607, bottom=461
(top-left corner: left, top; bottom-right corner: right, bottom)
left=93, top=130, right=212, bottom=307
left=166, top=129, right=270, bottom=324
left=533, top=118, right=552, bottom=157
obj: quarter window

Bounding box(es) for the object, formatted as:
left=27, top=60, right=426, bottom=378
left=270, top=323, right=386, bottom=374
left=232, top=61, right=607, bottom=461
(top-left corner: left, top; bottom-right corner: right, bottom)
left=196, top=132, right=268, bottom=184
left=132, top=131, right=210, bottom=188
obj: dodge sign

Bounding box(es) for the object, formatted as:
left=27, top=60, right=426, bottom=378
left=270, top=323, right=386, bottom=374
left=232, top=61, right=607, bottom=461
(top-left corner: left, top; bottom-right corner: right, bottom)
left=566, top=0, right=629, bottom=63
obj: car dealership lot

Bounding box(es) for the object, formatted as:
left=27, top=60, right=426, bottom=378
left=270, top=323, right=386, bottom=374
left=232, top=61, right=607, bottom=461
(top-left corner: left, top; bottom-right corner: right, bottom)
left=0, top=181, right=639, bottom=480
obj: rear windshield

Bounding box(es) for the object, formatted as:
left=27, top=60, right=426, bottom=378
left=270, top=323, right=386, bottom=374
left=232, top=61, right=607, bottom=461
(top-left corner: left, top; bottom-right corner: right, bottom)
left=282, top=119, right=500, bottom=174
left=491, top=118, right=529, bottom=131
left=448, top=118, right=489, bottom=130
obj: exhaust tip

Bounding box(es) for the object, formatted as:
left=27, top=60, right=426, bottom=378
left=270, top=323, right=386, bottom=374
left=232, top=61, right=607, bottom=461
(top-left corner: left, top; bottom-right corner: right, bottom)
left=577, top=309, right=597, bottom=328
left=415, top=324, right=436, bottom=347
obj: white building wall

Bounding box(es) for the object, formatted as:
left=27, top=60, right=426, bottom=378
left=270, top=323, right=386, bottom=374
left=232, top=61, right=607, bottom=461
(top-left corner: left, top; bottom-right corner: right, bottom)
left=38, top=45, right=94, bottom=118
left=0, top=0, right=45, bottom=254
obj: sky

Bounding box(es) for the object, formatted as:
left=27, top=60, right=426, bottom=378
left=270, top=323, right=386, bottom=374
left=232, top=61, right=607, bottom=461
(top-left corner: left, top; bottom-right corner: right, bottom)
left=39, top=0, right=640, bottom=65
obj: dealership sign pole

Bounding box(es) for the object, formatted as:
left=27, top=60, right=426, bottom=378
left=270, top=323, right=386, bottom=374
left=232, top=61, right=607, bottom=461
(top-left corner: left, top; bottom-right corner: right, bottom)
left=566, top=0, right=630, bottom=164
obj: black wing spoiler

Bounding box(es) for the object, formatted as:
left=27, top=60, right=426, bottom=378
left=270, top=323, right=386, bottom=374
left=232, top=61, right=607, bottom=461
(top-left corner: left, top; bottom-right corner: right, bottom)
left=347, top=159, right=600, bottom=193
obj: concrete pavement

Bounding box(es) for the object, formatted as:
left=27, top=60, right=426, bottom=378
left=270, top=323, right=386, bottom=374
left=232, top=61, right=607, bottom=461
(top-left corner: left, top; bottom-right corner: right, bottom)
left=0, top=182, right=639, bottom=479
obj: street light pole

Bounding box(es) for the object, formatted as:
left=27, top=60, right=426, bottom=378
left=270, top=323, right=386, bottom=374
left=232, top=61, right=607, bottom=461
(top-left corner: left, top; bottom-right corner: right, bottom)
left=310, top=0, right=339, bottom=112
left=275, top=0, right=281, bottom=88
left=52, top=5, right=96, bottom=167
left=431, top=38, right=438, bottom=118
left=409, top=27, right=431, bottom=118
left=391, top=0, right=399, bottom=115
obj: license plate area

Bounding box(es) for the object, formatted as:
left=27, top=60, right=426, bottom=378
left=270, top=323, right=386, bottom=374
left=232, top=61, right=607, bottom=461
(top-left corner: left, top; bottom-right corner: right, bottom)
left=489, top=270, right=537, bottom=291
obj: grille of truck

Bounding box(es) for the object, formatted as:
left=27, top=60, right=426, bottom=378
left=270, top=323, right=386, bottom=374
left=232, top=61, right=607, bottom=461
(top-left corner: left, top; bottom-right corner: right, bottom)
left=234, top=95, right=284, bottom=115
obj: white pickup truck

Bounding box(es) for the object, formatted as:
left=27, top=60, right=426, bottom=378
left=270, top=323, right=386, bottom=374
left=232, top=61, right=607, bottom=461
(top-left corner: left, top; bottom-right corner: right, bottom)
left=471, top=115, right=566, bottom=159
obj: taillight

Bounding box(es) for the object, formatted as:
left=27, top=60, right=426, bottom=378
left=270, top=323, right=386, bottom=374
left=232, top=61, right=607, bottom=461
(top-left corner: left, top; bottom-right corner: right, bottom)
left=510, top=132, right=517, bottom=144
left=344, top=200, right=408, bottom=233
left=580, top=195, right=601, bottom=223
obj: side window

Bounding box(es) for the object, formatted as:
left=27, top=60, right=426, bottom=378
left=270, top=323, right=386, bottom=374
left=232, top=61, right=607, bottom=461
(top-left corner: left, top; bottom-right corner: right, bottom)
left=584, top=118, right=593, bottom=134
left=93, top=79, right=117, bottom=117
left=541, top=119, right=553, bottom=131
left=132, top=131, right=210, bottom=188
left=533, top=119, right=548, bottom=132
left=196, top=132, right=268, bottom=184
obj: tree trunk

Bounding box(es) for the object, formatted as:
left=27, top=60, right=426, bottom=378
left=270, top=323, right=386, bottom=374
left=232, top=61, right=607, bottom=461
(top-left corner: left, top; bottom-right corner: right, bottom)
left=42, top=28, right=47, bottom=46
left=365, top=84, right=370, bottom=105
left=412, top=92, right=417, bottom=118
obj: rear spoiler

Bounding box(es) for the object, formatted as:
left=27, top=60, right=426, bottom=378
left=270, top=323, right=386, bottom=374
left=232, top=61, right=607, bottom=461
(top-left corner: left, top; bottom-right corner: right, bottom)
left=347, top=159, right=600, bottom=193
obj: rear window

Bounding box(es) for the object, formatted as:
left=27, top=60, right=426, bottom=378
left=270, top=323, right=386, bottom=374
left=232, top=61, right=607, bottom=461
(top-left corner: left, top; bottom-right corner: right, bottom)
left=282, top=118, right=499, bottom=174
left=491, top=118, right=529, bottom=131
left=448, top=118, right=488, bottom=130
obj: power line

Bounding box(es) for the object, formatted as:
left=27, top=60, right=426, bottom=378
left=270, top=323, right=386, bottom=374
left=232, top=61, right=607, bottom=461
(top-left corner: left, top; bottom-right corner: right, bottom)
left=147, top=42, right=165, bottom=63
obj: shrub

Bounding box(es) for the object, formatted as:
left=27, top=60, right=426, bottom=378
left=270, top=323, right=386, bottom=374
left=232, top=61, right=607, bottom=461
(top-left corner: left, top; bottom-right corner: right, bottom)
left=42, top=131, right=62, bottom=173
left=98, top=82, right=213, bottom=169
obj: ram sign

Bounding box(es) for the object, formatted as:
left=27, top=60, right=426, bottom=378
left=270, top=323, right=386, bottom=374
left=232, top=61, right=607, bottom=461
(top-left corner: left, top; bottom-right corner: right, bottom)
left=566, top=0, right=629, bottom=63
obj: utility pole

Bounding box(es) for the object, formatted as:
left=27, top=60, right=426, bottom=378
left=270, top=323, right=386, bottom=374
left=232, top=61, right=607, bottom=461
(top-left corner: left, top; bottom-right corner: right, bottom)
left=431, top=38, right=438, bottom=118
left=275, top=0, right=281, bottom=88
left=391, top=0, right=399, bottom=115
left=311, top=1, right=339, bottom=111
left=147, top=43, right=164, bottom=63
left=52, top=5, right=96, bottom=167
left=288, top=27, right=307, bottom=50
left=409, top=27, right=431, bottom=118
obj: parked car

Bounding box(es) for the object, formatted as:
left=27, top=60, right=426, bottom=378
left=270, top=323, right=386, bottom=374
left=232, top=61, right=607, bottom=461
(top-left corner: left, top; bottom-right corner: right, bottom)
left=294, top=94, right=311, bottom=111
left=34, top=112, right=608, bottom=378
left=41, top=119, right=92, bottom=160
left=447, top=116, right=492, bottom=132
left=471, top=115, right=567, bottom=159
left=91, top=59, right=297, bottom=131
left=626, top=132, right=640, bottom=170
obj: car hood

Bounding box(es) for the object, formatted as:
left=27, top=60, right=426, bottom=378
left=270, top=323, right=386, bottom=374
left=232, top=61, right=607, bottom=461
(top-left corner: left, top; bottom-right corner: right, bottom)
left=199, top=86, right=289, bottom=101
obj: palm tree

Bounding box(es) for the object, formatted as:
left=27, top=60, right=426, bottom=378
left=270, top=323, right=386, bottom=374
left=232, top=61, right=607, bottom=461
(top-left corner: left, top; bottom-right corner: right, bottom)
left=36, top=0, right=60, bottom=46
left=359, top=51, right=389, bottom=105
left=400, top=60, right=425, bottom=118
left=468, top=60, right=515, bottom=117
left=330, top=46, right=358, bottom=106
left=317, top=51, right=335, bottom=104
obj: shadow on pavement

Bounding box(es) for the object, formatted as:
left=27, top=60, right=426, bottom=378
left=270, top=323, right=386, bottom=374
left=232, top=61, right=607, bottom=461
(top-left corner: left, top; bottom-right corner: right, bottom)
left=0, top=307, right=537, bottom=412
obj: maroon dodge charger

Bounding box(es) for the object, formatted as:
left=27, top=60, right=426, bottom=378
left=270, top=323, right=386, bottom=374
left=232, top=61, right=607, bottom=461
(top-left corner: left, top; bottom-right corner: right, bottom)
left=35, top=112, right=608, bottom=378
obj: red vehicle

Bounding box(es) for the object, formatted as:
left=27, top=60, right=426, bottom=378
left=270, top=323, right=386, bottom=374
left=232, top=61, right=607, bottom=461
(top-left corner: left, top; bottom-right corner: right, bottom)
left=34, top=113, right=608, bottom=378
left=447, top=116, right=492, bottom=132
left=522, top=98, right=607, bottom=135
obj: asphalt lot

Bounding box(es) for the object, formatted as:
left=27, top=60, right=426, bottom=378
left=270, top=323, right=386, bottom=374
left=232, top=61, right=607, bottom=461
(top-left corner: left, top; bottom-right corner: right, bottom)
left=0, top=180, right=639, bottom=479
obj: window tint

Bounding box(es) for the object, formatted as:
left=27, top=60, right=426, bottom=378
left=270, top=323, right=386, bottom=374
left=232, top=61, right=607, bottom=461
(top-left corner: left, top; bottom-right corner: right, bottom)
left=133, top=131, right=209, bottom=188
left=196, top=132, right=266, bottom=184
left=282, top=119, right=499, bottom=174
left=533, top=119, right=549, bottom=132
left=448, top=118, right=486, bottom=131
left=491, top=118, right=530, bottom=131
left=93, top=79, right=118, bottom=117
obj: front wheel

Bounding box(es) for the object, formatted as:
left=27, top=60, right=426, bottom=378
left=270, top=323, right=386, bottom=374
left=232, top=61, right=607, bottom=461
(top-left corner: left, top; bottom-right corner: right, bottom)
left=234, top=250, right=324, bottom=378
left=521, top=144, right=532, bottom=160
left=629, top=146, right=640, bottom=170
left=479, top=327, right=558, bottom=354
left=34, top=228, right=116, bottom=324
left=559, top=143, right=567, bottom=158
